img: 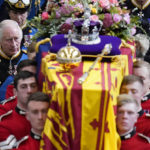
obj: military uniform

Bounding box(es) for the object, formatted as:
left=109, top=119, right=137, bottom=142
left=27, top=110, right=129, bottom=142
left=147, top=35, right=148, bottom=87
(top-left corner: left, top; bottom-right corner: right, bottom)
left=0, top=96, right=17, bottom=116
left=0, top=0, right=37, bottom=51
left=125, top=0, right=150, bottom=18
left=0, top=0, right=4, bottom=7
left=135, top=109, right=150, bottom=137
left=27, top=0, right=47, bottom=20
left=5, top=83, right=14, bottom=99
left=12, top=131, right=40, bottom=150
left=21, top=25, right=37, bottom=52
left=0, top=48, right=28, bottom=101
left=120, top=128, right=150, bottom=150
left=0, top=1, right=9, bottom=22
left=141, top=93, right=150, bottom=112
left=125, top=0, right=150, bottom=35
left=0, top=106, right=31, bottom=150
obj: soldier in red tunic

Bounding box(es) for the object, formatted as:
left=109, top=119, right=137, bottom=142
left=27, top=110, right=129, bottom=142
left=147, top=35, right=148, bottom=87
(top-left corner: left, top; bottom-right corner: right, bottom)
left=12, top=92, right=50, bottom=150
left=0, top=59, right=37, bottom=116
left=120, top=75, right=150, bottom=136
left=133, top=60, right=150, bottom=113
left=0, top=71, right=38, bottom=149
left=116, top=94, right=150, bottom=150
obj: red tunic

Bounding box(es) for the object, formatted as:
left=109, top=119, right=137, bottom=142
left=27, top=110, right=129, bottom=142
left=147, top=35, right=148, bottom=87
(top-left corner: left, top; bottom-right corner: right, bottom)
left=135, top=110, right=150, bottom=136
left=12, top=132, right=40, bottom=150
left=141, top=93, right=150, bottom=113
left=121, top=133, right=150, bottom=150
left=0, top=107, right=31, bottom=149
left=0, top=96, right=17, bottom=116
left=5, top=84, right=14, bottom=99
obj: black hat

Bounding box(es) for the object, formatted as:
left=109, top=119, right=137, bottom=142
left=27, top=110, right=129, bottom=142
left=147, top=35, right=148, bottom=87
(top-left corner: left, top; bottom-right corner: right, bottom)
left=5, top=0, right=31, bottom=12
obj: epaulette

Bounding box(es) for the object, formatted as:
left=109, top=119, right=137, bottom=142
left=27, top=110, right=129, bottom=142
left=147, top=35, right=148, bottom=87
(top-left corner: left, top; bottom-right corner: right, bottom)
left=138, top=133, right=150, bottom=143
left=0, top=96, right=16, bottom=105
left=13, top=135, right=29, bottom=149
left=0, top=110, right=13, bottom=121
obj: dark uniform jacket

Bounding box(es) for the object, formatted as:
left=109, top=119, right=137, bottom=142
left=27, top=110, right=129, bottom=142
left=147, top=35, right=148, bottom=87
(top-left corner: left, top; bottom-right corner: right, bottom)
left=21, top=25, right=37, bottom=52
left=125, top=0, right=150, bottom=36
left=0, top=48, right=28, bottom=101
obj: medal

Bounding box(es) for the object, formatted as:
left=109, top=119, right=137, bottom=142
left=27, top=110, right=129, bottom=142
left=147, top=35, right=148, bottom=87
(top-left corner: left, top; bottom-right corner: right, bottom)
left=138, top=10, right=144, bottom=18
left=8, top=61, right=13, bottom=75
left=24, top=34, right=33, bottom=47
left=8, top=61, right=17, bottom=75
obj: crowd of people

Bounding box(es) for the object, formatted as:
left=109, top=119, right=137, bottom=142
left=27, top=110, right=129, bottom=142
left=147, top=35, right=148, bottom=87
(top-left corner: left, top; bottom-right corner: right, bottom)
left=0, top=0, right=49, bottom=149
left=0, top=0, right=150, bottom=149
left=117, top=60, right=150, bottom=149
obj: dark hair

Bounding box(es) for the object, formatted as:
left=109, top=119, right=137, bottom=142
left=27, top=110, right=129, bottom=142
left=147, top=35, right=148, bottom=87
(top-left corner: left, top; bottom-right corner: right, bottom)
left=17, top=59, right=37, bottom=72
left=27, top=91, right=50, bottom=105
left=121, top=75, right=143, bottom=88
left=14, top=71, right=38, bottom=89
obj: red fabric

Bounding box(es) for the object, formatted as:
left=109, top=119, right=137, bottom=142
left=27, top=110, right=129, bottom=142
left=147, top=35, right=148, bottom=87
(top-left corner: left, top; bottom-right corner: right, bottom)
left=0, top=110, right=31, bottom=141
left=121, top=133, right=150, bottom=150
left=141, top=99, right=150, bottom=112
left=12, top=136, right=40, bottom=150
left=135, top=112, right=150, bottom=136
left=0, top=98, right=17, bottom=116
left=5, top=84, right=14, bottom=99
left=41, top=63, right=84, bottom=150
left=120, top=41, right=135, bottom=74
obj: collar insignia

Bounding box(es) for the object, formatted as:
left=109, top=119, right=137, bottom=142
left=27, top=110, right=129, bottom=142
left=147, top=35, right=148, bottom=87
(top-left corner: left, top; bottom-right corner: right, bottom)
left=131, top=0, right=150, bottom=10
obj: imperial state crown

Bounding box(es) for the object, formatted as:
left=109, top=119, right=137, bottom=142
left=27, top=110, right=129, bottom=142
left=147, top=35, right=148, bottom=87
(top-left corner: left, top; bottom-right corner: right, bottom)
left=71, top=7, right=103, bottom=45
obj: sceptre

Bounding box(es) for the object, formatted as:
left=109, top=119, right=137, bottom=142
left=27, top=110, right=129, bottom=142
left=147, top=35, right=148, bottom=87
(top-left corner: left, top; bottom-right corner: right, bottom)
left=78, top=44, right=112, bottom=84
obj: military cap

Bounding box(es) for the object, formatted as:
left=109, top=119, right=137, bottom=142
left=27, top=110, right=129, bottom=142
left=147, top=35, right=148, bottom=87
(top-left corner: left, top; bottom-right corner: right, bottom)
left=5, top=0, right=31, bottom=12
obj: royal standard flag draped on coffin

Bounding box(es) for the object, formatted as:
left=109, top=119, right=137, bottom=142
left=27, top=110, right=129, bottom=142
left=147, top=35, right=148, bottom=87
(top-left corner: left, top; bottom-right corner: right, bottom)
left=40, top=55, right=129, bottom=150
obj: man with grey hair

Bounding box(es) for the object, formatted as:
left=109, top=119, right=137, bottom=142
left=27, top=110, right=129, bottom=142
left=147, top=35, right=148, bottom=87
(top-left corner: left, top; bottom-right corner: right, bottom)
left=0, top=0, right=37, bottom=52
left=0, top=19, right=28, bottom=101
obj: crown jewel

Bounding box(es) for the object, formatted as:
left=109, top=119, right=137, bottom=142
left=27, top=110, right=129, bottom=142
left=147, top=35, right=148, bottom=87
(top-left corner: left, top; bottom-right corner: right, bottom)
left=57, top=30, right=81, bottom=64
left=71, top=6, right=103, bottom=45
